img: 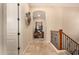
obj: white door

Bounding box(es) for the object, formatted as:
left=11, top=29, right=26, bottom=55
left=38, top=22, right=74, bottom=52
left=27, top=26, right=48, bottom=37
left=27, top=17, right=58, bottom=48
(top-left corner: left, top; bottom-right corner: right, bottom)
left=6, top=3, right=18, bottom=55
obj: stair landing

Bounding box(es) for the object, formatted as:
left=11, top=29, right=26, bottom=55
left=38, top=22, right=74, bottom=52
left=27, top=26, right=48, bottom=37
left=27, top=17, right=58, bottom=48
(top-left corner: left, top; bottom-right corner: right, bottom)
left=23, top=42, right=57, bottom=55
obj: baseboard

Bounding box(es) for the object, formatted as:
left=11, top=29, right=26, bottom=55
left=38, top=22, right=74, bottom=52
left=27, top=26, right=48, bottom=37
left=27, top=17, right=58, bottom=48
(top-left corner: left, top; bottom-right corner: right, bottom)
left=49, top=41, right=59, bottom=53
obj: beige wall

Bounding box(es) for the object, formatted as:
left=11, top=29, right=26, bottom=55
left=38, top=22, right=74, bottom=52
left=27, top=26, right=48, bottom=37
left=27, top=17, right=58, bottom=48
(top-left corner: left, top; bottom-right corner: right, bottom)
left=30, top=4, right=79, bottom=43
left=0, top=4, right=3, bottom=54
left=20, top=3, right=31, bottom=54
left=7, top=4, right=79, bottom=54
left=31, top=6, right=63, bottom=42
left=2, top=3, right=79, bottom=54
left=3, top=4, right=7, bottom=54
left=0, top=4, right=7, bottom=54
left=62, top=7, right=79, bottom=43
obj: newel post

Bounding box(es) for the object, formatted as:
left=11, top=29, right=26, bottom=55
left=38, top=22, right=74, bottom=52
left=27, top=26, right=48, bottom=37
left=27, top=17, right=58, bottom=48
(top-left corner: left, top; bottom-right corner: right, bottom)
left=59, top=29, right=63, bottom=50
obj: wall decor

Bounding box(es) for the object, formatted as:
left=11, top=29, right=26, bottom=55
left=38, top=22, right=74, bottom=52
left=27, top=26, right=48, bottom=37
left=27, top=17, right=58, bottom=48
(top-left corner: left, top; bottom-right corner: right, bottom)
left=25, top=12, right=31, bottom=25
left=33, top=22, right=44, bottom=38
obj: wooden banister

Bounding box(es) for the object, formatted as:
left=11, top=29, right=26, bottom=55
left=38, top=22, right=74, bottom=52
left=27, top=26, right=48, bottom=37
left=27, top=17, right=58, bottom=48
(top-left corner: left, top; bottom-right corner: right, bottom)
left=62, top=32, right=79, bottom=45
left=51, top=29, right=79, bottom=54
left=59, top=29, right=63, bottom=50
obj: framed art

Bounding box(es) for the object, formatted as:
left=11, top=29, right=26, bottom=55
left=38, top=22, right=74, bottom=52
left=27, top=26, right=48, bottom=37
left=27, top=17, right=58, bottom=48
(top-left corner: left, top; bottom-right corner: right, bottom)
left=33, top=22, right=44, bottom=38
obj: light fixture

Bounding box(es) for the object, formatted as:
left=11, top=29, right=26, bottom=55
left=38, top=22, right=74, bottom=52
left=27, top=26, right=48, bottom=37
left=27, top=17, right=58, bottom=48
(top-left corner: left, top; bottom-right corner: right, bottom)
left=37, top=14, right=41, bottom=17
left=33, top=11, right=46, bottom=20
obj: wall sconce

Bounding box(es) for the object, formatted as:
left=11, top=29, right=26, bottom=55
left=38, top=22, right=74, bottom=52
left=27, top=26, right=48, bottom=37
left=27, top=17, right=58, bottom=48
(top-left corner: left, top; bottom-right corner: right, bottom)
left=25, top=12, right=31, bottom=25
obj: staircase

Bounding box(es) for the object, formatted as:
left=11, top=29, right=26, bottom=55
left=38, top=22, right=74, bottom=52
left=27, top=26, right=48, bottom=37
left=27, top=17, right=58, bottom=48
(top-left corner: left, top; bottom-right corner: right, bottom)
left=51, top=29, right=79, bottom=55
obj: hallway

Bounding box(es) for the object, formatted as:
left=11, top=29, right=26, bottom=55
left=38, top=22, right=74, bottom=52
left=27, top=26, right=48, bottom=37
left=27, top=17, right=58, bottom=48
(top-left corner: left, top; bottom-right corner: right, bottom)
left=23, top=41, right=57, bottom=55
left=0, top=3, right=79, bottom=55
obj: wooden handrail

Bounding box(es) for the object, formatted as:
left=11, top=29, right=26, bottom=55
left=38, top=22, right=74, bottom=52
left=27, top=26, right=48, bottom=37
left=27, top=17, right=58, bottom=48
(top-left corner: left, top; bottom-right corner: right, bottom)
left=62, top=32, right=79, bottom=45
left=51, top=30, right=59, bottom=32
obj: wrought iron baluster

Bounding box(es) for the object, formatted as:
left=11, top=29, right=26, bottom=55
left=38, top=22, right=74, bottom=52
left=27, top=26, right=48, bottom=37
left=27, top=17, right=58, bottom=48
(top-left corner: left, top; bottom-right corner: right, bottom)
left=67, top=38, right=69, bottom=52
left=65, top=35, right=66, bottom=50
left=52, top=32, right=54, bottom=44
left=72, top=40, right=74, bottom=54
left=76, top=44, right=78, bottom=55
left=78, top=46, right=79, bottom=54
left=62, top=34, right=65, bottom=49
left=67, top=37, right=69, bottom=51
left=51, top=30, right=79, bottom=55
left=72, top=41, right=74, bottom=54
left=68, top=38, right=70, bottom=52
left=62, top=34, right=63, bottom=49
left=70, top=40, right=72, bottom=54
left=74, top=42, right=76, bottom=55
left=66, top=35, right=67, bottom=50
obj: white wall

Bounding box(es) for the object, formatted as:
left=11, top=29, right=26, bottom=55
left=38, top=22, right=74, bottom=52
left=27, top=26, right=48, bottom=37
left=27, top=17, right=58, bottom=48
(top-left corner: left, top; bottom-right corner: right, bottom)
left=0, top=3, right=30, bottom=55
left=3, top=3, right=31, bottom=55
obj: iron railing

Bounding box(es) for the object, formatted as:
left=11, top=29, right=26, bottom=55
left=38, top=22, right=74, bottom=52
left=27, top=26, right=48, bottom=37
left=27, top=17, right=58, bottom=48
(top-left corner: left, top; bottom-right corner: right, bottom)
left=51, top=31, right=59, bottom=49
left=51, top=30, right=79, bottom=55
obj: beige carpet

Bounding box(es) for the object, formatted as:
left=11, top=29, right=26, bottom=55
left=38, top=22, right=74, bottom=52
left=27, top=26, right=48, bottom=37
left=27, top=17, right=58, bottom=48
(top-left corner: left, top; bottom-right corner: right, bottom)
left=23, top=41, right=57, bottom=55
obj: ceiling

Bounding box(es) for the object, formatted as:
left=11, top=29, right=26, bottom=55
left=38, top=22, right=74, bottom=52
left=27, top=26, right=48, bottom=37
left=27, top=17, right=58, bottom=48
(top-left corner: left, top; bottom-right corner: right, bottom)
left=29, top=3, right=79, bottom=7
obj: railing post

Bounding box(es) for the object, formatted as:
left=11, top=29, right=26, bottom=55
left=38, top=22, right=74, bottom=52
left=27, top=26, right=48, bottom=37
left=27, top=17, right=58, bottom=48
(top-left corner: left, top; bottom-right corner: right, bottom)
left=59, top=29, right=63, bottom=50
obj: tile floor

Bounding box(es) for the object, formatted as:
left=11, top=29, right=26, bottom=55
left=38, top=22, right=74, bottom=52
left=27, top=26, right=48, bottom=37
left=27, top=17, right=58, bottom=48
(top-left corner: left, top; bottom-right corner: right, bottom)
left=23, top=41, right=57, bottom=55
